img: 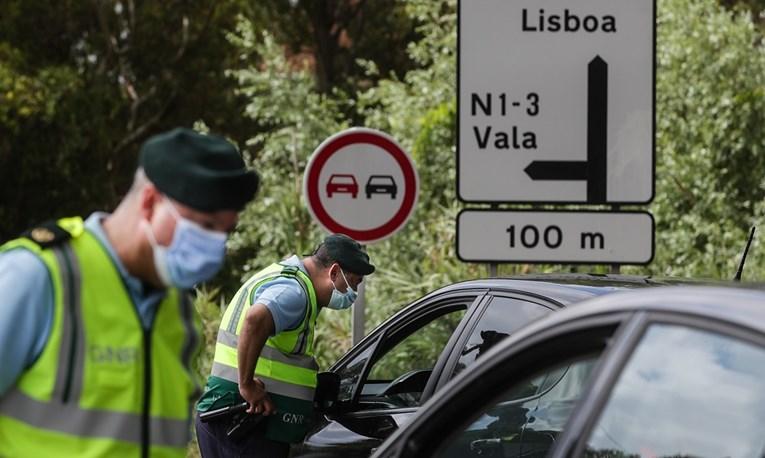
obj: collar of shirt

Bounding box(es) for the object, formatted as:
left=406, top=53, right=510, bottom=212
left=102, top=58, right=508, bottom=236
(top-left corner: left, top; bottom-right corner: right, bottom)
left=84, top=212, right=166, bottom=329
left=281, top=254, right=309, bottom=275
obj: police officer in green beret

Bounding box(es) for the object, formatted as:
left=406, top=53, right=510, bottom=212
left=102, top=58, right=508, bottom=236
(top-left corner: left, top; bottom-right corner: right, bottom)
left=0, top=128, right=259, bottom=457
left=196, top=233, right=374, bottom=458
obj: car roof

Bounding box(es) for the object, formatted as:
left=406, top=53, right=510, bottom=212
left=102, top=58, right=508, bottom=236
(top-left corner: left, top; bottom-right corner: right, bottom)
left=344, top=274, right=657, bottom=366
left=360, top=274, right=725, bottom=345
left=545, top=284, right=765, bottom=333
left=464, top=284, right=765, bottom=368
left=413, top=273, right=688, bottom=307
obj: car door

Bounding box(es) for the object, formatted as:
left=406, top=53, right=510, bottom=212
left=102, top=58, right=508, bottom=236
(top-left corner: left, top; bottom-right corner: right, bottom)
left=293, top=291, right=484, bottom=458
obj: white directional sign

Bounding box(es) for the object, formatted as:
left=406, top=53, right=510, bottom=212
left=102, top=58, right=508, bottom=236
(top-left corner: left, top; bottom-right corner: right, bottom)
left=459, top=0, right=655, bottom=204
left=457, top=210, right=654, bottom=264
left=304, top=128, right=419, bottom=244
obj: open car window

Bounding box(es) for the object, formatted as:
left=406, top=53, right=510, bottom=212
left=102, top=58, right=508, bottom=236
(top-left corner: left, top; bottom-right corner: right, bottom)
left=336, top=343, right=377, bottom=403
left=356, top=305, right=468, bottom=410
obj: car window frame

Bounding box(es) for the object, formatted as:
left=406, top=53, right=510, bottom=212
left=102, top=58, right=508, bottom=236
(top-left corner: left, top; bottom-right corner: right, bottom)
left=427, top=290, right=563, bottom=401
left=331, top=289, right=488, bottom=411
left=556, top=310, right=765, bottom=458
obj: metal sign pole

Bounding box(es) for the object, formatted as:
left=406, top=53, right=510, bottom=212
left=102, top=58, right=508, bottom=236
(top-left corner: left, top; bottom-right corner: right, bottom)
left=352, top=281, right=366, bottom=345
left=488, top=263, right=498, bottom=277
left=610, top=204, right=621, bottom=274
left=488, top=203, right=499, bottom=277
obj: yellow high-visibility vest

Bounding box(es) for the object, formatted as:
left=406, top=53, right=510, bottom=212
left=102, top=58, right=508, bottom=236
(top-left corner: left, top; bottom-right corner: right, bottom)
left=0, top=217, right=201, bottom=458
left=211, top=261, right=319, bottom=443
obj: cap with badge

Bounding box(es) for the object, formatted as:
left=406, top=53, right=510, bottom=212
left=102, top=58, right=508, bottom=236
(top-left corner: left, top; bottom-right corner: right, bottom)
left=321, top=233, right=375, bottom=276
left=140, top=127, right=259, bottom=212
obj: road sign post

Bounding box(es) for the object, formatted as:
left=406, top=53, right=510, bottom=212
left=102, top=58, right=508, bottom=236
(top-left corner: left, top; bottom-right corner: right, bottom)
left=304, top=128, right=419, bottom=343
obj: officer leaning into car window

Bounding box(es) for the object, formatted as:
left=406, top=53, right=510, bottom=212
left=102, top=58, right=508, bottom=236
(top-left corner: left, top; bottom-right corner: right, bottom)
left=0, top=128, right=259, bottom=457
left=195, top=233, right=375, bottom=458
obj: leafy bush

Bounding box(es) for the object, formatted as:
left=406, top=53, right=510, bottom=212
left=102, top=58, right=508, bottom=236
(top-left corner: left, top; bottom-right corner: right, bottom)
left=651, top=0, right=765, bottom=278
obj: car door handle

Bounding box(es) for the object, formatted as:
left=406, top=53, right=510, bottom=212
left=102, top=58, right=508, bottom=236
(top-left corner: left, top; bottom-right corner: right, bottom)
left=470, top=438, right=502, bottom=455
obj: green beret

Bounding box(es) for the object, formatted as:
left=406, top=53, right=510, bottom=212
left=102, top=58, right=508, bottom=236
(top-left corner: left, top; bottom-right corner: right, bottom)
left=322, top=234, right=375, bottom=275
left=140, top=128, right=259, bottom=212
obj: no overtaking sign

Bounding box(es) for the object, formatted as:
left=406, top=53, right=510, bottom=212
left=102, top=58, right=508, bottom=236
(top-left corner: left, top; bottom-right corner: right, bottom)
left=304, top=128, right=419, bottom=244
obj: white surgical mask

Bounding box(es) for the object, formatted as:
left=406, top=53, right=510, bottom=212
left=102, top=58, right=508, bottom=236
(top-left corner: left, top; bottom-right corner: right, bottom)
left=326, top=268, right=358, bottom=310
left=142, top=199, right=228, bottom=289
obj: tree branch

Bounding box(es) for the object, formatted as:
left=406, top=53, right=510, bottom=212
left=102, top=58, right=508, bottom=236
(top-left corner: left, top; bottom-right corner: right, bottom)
left=113, top=88, right=177, bottom=156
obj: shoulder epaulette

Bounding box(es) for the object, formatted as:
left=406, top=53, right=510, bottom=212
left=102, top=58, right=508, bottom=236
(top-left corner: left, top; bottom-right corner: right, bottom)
left=21, top=220, right=73, bottom=248
left=279, top=265, right=300, bottom=276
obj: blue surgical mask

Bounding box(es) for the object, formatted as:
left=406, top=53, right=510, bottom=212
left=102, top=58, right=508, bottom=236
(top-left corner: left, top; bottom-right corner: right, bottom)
left=326, top=268, right=357, bottom=310
left=142, top=200, right=228, bottom=289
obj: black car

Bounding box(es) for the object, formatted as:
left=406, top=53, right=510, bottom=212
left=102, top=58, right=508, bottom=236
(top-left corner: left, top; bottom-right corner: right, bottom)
left=291, top=275, right=672, bottom=457
left=371, top=285, right=765, bottom=458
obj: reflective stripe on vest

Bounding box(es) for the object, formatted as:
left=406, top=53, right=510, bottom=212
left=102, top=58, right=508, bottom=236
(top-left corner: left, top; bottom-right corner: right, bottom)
left=0, top=218, right=200, bottom=457
left=216, top=332, right=319, bottom=372
left=0, top=389, right=189, bottom=448
left=211, top=262, right=319, bottom=402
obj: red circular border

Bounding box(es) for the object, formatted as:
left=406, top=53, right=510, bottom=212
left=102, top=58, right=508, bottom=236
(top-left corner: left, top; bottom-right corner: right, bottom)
left=306, top=131, right=417, bottom=243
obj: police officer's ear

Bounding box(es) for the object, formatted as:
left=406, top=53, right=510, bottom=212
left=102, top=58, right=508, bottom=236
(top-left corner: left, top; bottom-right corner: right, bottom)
left=138, top=183, right=162, bottom=221
left=328, top=262, right=336, bottom=279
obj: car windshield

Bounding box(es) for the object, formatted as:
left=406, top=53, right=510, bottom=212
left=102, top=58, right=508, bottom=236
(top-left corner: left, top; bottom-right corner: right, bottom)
left=331, top=175, right=355, bottom=184
left=369, top=176, right=393, bottom=185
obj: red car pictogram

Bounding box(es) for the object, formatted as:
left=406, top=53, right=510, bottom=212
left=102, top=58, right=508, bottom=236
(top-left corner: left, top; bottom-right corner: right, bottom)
left=327, top=174, right=359, bottom=198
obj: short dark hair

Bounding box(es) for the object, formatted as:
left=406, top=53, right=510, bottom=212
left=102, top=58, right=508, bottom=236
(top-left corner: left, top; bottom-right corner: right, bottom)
left=312, top=244, right=336, bottom=269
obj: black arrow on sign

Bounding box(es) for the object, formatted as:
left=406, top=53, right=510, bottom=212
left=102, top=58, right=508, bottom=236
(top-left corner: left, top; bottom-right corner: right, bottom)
left=524, top=55, right=608, bottom=203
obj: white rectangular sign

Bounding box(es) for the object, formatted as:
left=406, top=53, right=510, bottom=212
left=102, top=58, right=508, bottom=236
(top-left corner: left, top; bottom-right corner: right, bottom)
left=457, top=210, right=654, bottom=264
left=458, top=0, right=655, bottom=204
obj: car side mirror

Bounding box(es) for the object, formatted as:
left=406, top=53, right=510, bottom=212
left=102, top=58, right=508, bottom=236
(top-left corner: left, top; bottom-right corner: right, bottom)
left=314, top=371, right=340, bottom=412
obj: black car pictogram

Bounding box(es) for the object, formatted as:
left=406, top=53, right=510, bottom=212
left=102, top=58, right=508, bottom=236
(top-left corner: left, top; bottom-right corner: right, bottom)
left=365, top=175, right=397, bottom=199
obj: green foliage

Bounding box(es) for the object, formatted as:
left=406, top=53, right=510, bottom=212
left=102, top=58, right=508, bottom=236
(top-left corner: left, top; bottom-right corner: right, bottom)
left=226, top=23, right=351, bottom=272
left=0, top=0, right=254, bottom=241
left=241, top=0, right=416, bottom=93
left=193, top=287, right=227, bottom=382
left=652, top=0, right=765, bottom=278
left=0, top=45, right=78, bottom=131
